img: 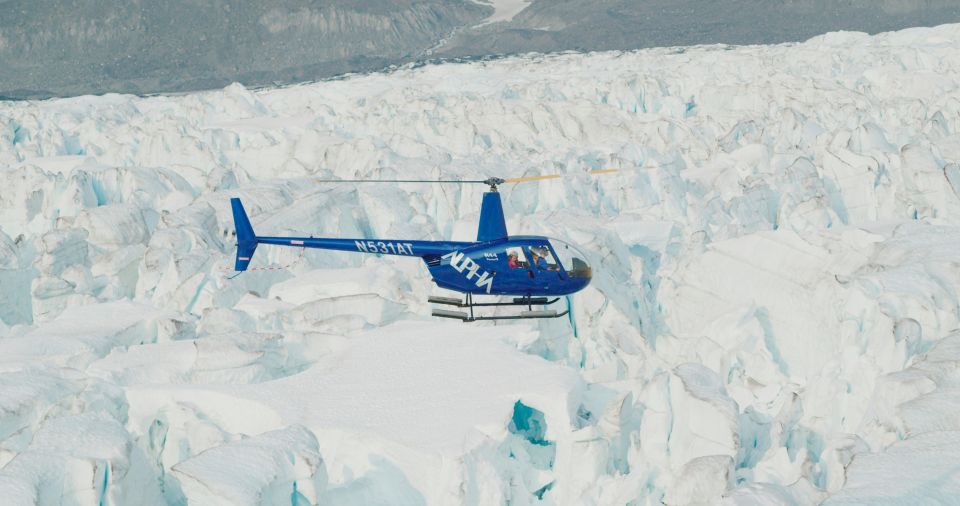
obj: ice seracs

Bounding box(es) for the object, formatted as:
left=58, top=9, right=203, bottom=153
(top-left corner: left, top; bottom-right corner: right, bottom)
left=172, top=425, right=326, bottom=506
left=2, top=22, right=960, bottom=505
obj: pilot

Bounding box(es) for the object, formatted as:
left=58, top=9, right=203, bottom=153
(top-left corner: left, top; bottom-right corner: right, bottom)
left=531, top=250, right=548, bottom=270
left=508, top=252, right=521, bottom=268
left=533, top=247, right=558, bottom=271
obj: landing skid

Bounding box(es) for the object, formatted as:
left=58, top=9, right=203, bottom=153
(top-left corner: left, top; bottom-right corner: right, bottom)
left=428, top=294, right=568, bottom=322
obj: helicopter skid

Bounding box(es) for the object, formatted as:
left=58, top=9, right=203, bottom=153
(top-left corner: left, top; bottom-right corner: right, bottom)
left=429, top=294, right=567, bottom=322
left=431, top=308, right=568, bottom=322
left=427, top=295, right=559, bottom=308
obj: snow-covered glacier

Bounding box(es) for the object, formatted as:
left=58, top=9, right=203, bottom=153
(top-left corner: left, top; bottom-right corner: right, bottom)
left=2, top=22, right=960, bottom=505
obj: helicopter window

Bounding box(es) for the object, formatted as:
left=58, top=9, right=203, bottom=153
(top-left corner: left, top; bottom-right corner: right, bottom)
left=550, top=239, right=592, bottom=278
left=529, top=245, right=559, bottom=270
left=506, top=247, right=528, bottom=268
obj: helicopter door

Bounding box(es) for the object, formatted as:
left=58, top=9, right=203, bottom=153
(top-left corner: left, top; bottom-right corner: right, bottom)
left=527, top=244, right=563, bottom=284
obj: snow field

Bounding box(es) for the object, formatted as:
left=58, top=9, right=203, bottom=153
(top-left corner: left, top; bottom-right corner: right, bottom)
left=1, top=22, right=960, bottom=505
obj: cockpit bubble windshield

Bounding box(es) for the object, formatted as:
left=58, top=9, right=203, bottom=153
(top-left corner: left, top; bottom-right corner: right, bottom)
left=550, top=239, right=592, bottom=278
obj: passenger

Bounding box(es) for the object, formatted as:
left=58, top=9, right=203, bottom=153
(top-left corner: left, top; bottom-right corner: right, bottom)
left=508, top=252, right=521, bottom=268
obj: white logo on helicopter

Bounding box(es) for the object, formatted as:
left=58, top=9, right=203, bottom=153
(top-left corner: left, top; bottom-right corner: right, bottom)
left=442, top=251, right=494, bottom=294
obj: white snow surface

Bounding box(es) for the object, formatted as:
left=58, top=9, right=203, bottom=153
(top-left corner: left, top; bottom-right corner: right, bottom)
left=2, top=22, right=960, bottom=505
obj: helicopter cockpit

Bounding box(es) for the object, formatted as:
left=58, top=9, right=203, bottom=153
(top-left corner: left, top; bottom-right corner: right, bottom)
left=548, top=239, right=592, bottom=279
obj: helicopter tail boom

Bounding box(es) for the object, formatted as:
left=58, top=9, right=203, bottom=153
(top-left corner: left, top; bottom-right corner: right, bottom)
left=255, top=236, right=470, bottom=259
left=229, top=198, right=475, bottom=272
left=231, top=198, right=258, bottom=271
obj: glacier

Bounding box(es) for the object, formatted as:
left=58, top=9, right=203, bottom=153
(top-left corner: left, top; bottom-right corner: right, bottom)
left=2, top=22, right=960, bottom=505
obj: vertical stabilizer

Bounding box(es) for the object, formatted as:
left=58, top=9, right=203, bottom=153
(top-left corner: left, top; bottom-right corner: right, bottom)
left=231, top=198, right=258, bottom=271
left=477, top=191, right=508, bottom=242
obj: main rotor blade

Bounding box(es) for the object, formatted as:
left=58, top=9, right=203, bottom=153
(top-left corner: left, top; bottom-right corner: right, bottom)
left=503, top=174, right=564, bottom=183
left=503, top=165, right=657, bottom=184
left=311, top=165, right=656, bottom=187
left=313, top=178, right=488, bottom=184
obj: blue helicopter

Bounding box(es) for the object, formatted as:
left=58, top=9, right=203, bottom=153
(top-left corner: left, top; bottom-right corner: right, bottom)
left=230, top=176, right=594, bottom=322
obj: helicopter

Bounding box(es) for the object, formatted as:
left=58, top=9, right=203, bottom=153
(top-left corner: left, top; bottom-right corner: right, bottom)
left=230, top=171, right=632, bottom=322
